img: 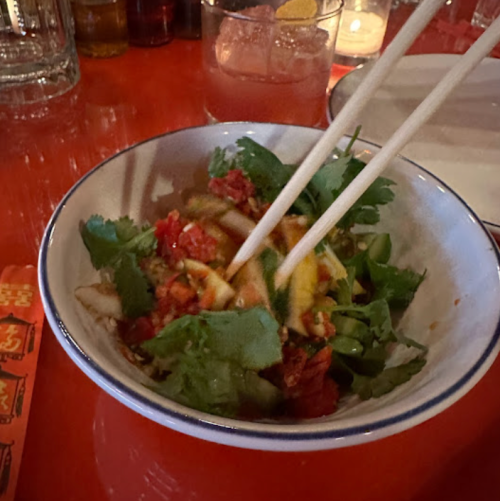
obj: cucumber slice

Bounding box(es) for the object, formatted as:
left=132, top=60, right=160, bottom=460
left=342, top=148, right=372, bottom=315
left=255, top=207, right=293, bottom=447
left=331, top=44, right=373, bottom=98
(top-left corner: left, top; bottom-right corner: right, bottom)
left=329, top=335, right=364, bottom=356
left=331, top=314, right=372, bottom=344
left=367, top=233, right=392, bottom=264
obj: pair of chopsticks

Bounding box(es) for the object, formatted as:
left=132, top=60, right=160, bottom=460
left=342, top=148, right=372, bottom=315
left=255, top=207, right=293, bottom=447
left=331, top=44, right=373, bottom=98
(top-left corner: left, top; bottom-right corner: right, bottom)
left=226, top=0, right=500, bottom=288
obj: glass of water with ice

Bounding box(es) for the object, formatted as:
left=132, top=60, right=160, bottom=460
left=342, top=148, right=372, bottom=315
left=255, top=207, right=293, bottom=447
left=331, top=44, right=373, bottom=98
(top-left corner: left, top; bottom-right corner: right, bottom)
left=202, top=0, right=343, bottom=126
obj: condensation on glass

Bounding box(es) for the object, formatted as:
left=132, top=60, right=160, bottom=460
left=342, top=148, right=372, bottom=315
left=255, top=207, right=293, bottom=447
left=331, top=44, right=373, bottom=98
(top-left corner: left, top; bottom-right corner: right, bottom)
left=0, top=0, right=80, bottom=104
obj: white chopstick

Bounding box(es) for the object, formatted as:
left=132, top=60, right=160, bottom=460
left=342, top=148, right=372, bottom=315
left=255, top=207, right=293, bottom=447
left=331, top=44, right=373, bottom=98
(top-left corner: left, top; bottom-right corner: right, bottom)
left=225, top=0, right=448, bottom=280
left=275, top=14, right=500, bottom=288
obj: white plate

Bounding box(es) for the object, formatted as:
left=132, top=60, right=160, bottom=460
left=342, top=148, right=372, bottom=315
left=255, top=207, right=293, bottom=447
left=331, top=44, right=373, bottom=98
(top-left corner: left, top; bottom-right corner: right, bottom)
left=328, top=54, right=500, bottom=234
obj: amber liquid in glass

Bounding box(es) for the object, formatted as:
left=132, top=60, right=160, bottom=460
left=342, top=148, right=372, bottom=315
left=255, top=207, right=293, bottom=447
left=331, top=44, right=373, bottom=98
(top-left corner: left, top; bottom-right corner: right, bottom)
left=72, top=0, right=128, bottom=58
left=127, top=0, right=175, bottom=46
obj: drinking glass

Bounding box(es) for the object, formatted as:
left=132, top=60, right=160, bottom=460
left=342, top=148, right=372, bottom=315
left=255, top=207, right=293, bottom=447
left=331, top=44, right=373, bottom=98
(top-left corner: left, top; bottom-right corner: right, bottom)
left=0, top=0, right=80, bottom=104
left=71, top=0, right=128, bottom=57
left=472, top=0, right=500, bottom=29
left=334, top=0, right=392, bottom=66
left=202, top=0, right=344, bottom=126
left=127, top=0, right=175, bottom=46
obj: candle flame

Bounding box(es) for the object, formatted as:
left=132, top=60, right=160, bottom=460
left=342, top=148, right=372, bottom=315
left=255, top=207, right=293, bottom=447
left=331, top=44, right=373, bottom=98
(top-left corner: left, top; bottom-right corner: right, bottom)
left=349, top=18, right=361, bottom=32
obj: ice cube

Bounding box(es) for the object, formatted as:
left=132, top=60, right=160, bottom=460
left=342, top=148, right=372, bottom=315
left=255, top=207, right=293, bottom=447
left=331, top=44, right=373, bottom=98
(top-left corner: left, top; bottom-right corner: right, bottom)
left=269, top=24, right=330, bottom=80
left=215, top=5, right=276, bottom=79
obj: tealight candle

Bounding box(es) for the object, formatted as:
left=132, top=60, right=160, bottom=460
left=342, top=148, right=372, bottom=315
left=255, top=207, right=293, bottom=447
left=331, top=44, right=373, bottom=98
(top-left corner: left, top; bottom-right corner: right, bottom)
left=335, top=0, right=392, bottom=66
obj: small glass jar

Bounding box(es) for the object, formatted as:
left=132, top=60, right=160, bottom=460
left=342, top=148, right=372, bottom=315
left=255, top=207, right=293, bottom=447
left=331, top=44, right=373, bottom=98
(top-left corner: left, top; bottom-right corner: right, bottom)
left=71, top=0, right=128, bottom=58
left=126, top=0, right=175, bottom=46
left=174, top=0, right=201, bottom=39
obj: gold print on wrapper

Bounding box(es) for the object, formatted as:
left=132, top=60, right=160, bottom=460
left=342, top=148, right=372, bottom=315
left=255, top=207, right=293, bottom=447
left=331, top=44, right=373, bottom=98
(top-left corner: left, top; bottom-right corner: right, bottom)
left=0, top=284, right=35, bottom=308
left=0, top=441, right=13, bottom=496
left=0, top=315, right=36, bottom=362
left=0, top=367, right=26, bottom=425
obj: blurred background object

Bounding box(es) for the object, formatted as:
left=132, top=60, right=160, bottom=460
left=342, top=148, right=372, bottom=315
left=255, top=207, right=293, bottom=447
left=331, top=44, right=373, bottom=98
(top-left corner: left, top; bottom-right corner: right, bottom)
left=334, top=0, right=393, bottom=66
left=71, top=0, right=128, bottom=57
left=0, top=0, right=80, bottom=104
left=202, top=0, right=343, bottom=125
left=471, top=0, right=500, bottom=29
left=126, top=0, right=175, bottom=46
left=174, top=0, right=201, bottom=39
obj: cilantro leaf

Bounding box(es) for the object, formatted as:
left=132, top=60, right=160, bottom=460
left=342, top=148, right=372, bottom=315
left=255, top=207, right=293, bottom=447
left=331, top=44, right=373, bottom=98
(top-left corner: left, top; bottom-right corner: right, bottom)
left=259, top=248, right=289, bottom=323
left=81, top=215, right=157, bottom=269
left=155, top=355, right=282, bottom=416
left=208, top=146, right=234, bottom=178
left=234, top=137, right=295, bottom=203
left=307, top=156, right=350, bottom=214
left=332, top=158, right=395, bottom=229
left=114, top=253, right=155, bottom=318
left=114, top=216, right=140, bottom=241
left=352, top=357, right=426, bottom=400
left=143, top=307, right=283, bottom=370
left=331, top=299, right=395, bottom=343
left=142, top=315, right=206, bottom=357
left=204, top=309, right=283, bottom=370
left=155, top=355, right=242, bottom=416
left=367, top=260, right=426, bottom=308
left=343, top=245, right=425, bottom=309
left=343, top=250, right=369, bottom=277
left=81, top=215, right=157, bottom=318
left=142, top=307, right=283, bottom=417
left=81, top=215, right=123, bottom=269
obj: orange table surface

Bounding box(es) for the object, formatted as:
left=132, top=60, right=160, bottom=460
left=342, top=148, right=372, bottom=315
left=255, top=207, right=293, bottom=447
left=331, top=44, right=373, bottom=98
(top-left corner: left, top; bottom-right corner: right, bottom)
left=2, top=2, right=500, bottom=500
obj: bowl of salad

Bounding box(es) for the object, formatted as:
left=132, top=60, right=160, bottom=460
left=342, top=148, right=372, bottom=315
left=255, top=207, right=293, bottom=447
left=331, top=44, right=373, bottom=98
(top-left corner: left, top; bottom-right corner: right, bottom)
left=38, top=122, right=500, bottom=451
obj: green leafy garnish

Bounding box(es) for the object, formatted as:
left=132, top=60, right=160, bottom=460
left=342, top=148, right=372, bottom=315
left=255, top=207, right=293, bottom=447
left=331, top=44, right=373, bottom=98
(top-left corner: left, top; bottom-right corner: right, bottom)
left=336, top=266, right=356, bottom=306
left=342, top=125, right=362, bottom=157
left=234, top=137, right=295, bottom=203
left=394, top=330, right=428, bottom=352
left=307, top=156, right=350, bottom=214
left=342, top=241, right=425, bottom=309
left=143, top=308, right=282, bottom=369
left=142, top=308, right=283, bottom=416
left=332, top=299, right=395, bottom=343
left=207, top=137, right=395, bottom=233
left=351, top=357, right=426, bottom=400
left=335, top=160, right=396, bottom=229
left=81, top=215, right=157, bottom=269
left=259, top=248, right=289, bottom=323
left=329, top=335, right=364, bottom=356
left=114, top=253, right=155, bottom=318
left=81, top=215, right=157, bottom=318
left=368, top=260, right=426, bottom=308
left=155, top=354, right=282, bottom=417
left=208, top=146, right=234, bottom=178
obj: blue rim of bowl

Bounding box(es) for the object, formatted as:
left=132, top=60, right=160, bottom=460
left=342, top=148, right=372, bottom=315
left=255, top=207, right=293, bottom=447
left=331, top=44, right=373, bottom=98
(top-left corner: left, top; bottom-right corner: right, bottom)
left=39, top=123, right=500, bottom=442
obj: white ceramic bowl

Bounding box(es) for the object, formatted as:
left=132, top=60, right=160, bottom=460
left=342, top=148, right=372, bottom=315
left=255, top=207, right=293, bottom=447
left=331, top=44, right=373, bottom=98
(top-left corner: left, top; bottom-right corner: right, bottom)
left=39, top=123, right=500, bottom=451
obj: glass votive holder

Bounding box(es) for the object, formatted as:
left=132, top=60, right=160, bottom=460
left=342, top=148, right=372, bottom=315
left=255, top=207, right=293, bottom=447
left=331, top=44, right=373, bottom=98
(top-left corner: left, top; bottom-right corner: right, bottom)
left=334, top=0, right=392, bottom=67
